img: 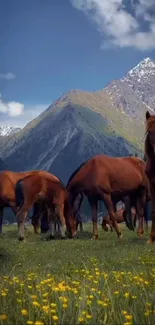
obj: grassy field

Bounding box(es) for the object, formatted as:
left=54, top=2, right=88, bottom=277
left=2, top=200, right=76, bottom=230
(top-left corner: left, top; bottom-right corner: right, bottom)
left=0, top=223, right=155, bottom=325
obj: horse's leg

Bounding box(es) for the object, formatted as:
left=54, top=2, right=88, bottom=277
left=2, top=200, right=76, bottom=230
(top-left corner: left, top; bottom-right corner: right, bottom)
left=144, top=202, right=149, bottom=232
left=79, top=221, right=83, bottom=232
left=147, top=185, right=155, bottom=244
left=88, top=196, right=98, bottom=239
left=55, top=203, right=66, bottom=239
left=0, top=207, right=3, bottom=233
left=136, top=194, right=145, bottom=237
left=123, top=196, right=134, bottom=231
left=31, top=202, right=42, bottom=234
left=101, top=193, right=122, bottom=238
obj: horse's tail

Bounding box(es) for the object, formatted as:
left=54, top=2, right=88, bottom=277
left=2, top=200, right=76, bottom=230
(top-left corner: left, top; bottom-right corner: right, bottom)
left=15, top=179, right=24, bottom=208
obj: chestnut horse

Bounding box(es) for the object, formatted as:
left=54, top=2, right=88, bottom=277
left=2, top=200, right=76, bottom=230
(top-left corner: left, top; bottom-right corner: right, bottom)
left=15, top=171, right=77, bottom=240
left=0, top=170, right=38, bottom=233
left=0, top=170, right=59, bottom=233
left=102, top=207, right=137, bottom=232
left=67, top=155, right=149, bottom=239
left=144, top=111, right=155, bottom=243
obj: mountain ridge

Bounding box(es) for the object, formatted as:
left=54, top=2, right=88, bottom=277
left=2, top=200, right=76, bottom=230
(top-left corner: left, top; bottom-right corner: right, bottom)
left=0, top=57, right=154, bottom=182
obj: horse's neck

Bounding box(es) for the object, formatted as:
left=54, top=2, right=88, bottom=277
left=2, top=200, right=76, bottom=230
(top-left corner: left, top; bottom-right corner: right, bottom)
left=145, top=154, right=155, bottom=179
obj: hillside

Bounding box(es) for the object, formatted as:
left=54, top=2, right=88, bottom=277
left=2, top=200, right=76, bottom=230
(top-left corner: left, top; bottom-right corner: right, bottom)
left=0, top=57, right=154, bottom=183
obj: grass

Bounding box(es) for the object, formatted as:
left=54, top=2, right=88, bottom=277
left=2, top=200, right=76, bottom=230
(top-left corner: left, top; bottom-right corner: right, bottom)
left=0, top=223, right=155, bottom=325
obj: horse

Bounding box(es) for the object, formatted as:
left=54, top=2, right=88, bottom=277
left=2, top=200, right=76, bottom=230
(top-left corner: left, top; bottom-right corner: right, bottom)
left=0, top=170, right=61, bottom=234
left=102, top=207, right=137, bottom=232
left=67, top=154, right=149, bottom=239
left=15, top=171, right=77, bottom=241
left=0, top=170, right=39, bottom=233
left=144, top=110, right=155, bottom=243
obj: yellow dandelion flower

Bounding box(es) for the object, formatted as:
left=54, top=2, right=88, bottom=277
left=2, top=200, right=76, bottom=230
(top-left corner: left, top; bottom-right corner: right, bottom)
left=62, top=303, right=68, bottom=308
left=52, top=315, right=58, bottom=321
left=124, top=292, right=129, bottom=298
left=114, top=291, right=119, bottom=295
left=31, top=295, right=37, bottom=299
left=1, top=292, right=7, bottom=297
left=51, top=309, right=57, bottom=314
left=34, top=322, right=44, bottom=325
left=122, top=311, right=127, bottom=315
left=144, top=310, right=150, bottom=316
left=27, top=321, right=34, bottom=325
left=21, top=309, right=28, bottom=316
left=124, top=322, right=132, bottom=325
left=0, top=315, right=7, bottom=320
left=86, top=314, right=92, bottom=320
left=32, top=301, right=40, bottom=307
left=51, top=303, right=57, bottom=307
left=78, top=317, right=84, bottom=323
left=125, top=315, right=132, bottom=321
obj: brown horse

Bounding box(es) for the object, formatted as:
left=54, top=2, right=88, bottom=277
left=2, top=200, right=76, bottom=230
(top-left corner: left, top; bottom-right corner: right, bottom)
left=0, top=170, right=38, bottom=233
left=0, top=170, right=59, bottom=233
left=102, top=207, right=136, bottom=232
left=144, top=111, right=155, bottom=243
left=67, top=155, right=149, bottom=239
left=15, top=171, right=77, bottom=240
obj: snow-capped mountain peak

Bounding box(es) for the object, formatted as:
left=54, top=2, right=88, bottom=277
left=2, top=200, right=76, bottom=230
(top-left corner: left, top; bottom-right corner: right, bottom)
left=123, top=57, right=155, bottom=81
left=0, top=126, right=21, bottom=137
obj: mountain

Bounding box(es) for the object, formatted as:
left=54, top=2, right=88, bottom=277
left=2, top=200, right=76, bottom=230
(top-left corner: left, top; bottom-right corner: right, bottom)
left=0, top=126, right=21, bottom=137
left=0, top=57, right=154, bottom=183
left=0, top=157, right=6, bottom=171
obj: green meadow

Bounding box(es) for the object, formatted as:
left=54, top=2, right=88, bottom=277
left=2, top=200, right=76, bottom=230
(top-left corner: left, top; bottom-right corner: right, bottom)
left=0, top=223, right=155, bottom=325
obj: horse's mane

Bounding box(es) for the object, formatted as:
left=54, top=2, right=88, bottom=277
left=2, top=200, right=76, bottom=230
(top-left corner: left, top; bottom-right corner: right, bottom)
left=67, top=159, right=90, bottom=187
left=144, top=116, right=155, bottom=159
left=146, top=116, right=155, bottom=133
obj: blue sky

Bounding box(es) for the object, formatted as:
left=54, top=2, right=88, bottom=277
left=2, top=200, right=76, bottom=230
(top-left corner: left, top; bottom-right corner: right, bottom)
left=0, top=0, right=155, bottom=127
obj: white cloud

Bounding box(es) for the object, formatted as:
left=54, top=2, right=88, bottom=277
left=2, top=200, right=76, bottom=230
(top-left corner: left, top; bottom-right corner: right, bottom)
left=70, top=0, right=155, bottom=50
left=0, top=72, right=16, bottom=80
left=0, top=93, right=24, bottom=117
left=0, top=103, right=48, bottom=128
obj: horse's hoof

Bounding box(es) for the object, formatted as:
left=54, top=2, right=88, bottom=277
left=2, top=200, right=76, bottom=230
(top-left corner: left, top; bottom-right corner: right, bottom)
left=61, top=236, right=66, bottom=240
left=118, top=234, right=123, bottom=239
left=91, top=235, right=98, bottom=240
left=146, top=239, right=154, bottom=244
left=18, top=237, right=25, bottom=242
left=137, top=233, right=144, bottom=238
left=49, top=235, right=55, bottom=240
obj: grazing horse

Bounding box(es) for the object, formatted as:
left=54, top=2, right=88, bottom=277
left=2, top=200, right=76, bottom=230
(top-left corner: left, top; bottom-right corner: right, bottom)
left=144, top=111, right=155, bottom=243
left=67, top=155, right=149, bottom=239
left=0, top=170, right=39, bottom=233
left=15, top=171, right=77, bottom=241
left=102, top=207, right=137, bottom=232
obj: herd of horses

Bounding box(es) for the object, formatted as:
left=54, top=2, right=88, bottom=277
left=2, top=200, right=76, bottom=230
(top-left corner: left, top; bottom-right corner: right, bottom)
left=0, top=111, right=155, bottom=244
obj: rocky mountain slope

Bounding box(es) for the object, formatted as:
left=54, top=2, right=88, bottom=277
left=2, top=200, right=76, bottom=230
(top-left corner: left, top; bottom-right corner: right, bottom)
left=0, top=57, right=154, bottom=183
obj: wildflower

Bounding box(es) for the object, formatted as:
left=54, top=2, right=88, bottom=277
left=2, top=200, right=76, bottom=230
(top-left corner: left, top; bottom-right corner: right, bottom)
left=144, top=310, right=150, bottom=316
left=51, top=309, right=57, bottom=314
left=124, top=292, right=130, bottom=298
left=51, top=303, right=57, bottom=307
left=62, top=303, right=68, bottom=308
left=21, top=309, right=28, bottom=316
left=32, top=301, right=40, bottom=307
left=52, top=315, right=58, bottom=321
left=0, top=315, right=7, bottom=320
left=86, top=314, right=92, bottom=320
left=125, top=315, right=132, bottom=321
left=122, top=311, right=127, bottom=315
left=27, top=322, right=33, bottom=325
left=78, top=317, right=84, bottom=323
left=114, top=291, right=119, bottom=295
left=34, top=322, right=44, bottom=325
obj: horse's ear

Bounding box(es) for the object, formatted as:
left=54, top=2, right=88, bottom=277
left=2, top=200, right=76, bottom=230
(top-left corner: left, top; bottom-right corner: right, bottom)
left=146, top=111, right=151, bottom=120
